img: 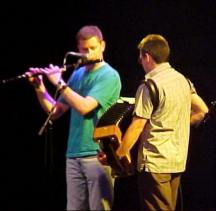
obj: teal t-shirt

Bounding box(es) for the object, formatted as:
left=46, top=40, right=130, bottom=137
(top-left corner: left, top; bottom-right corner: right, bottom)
left=60, top=62, right=121, bottom=158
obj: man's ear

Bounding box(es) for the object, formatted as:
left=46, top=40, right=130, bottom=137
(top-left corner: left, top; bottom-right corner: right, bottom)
left=146, top=53, right=150, bottom=62
left=101, top=40, right=106, bottom=52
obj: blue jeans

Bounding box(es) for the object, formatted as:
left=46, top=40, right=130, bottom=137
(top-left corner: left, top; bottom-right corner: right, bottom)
left=66, top=157, right=114, bottom=210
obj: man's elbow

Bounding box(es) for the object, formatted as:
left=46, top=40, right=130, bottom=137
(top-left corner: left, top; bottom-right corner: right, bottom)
left=190, top=111, right=208, bottom=126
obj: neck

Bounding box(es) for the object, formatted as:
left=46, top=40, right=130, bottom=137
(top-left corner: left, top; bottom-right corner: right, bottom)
left=144, top=63, right=156, bottom=73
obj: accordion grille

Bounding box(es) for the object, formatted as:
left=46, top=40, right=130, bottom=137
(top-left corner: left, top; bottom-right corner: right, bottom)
left=96, top=102, right=135, bottom=128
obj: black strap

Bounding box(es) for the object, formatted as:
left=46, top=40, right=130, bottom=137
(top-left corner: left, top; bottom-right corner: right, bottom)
left=143, top=79, right=159, bottom=113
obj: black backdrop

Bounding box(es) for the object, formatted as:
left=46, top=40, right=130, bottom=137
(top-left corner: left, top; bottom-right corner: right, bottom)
left=1, top=1, right=216, bottom=210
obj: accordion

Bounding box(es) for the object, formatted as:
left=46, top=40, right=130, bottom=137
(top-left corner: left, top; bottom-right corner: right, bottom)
left=93, top=97, right=138, bottom=177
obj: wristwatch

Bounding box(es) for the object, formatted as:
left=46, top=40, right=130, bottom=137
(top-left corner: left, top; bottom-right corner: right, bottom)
left=56, top=79, right=68, bottom=92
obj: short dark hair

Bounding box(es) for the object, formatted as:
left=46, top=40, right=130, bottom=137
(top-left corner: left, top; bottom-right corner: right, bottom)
left=76, top=25, right=103, bottom=42
left=138, top=34, right=170, bottom=63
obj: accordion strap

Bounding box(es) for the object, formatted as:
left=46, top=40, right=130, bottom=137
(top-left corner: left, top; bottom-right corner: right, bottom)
left=144, top=79, right=159, bottom=113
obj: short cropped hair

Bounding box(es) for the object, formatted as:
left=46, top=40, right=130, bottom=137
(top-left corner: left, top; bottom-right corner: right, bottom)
left=76, top=25, right=103, bottom=42
left=138, top=34, right=170, bottom=63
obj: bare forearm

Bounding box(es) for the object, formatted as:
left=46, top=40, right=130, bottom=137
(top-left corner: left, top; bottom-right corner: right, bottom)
left=120, top=125, right=142, bottom=155
left=117, top=117, right=147, bottom=158
left=190, top=94, right=209, bottom=126
left=60, top=87, right=98, bottom=115
left=190, top=112, right=206, bottom=126
left=35, top=89, right=56, bottom=113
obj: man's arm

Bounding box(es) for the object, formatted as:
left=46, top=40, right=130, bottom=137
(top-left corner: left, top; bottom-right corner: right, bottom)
left=190, top=93, right=209, bottom=126
left=34, top=82, right=98, bottom=119
left=28, top=66, right=99, bottom=117
left=34, top=85, right=69, bottom=120
left=27, top=74, right=68, bottom=120
left=116, top=115, right=147, bottom=162
left=59, top=87, right=99, bottom=116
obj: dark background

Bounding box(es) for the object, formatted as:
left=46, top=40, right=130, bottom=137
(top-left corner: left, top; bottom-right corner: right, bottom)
left=1, top=1, right=216, bottom=210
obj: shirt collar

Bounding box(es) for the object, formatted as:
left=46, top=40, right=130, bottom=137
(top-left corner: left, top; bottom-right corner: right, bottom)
left=145, top=62, right=171, bottom=79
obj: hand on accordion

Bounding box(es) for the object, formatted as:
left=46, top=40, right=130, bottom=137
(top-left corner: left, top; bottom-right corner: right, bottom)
left=116, top=145, right=131, bottom=164
left=97, top=150, right=109, bottom=166
left=122, top=153, right=132, bottom=164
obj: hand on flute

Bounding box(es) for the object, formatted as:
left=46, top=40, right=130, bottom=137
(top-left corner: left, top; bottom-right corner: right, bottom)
left=27, top=64, right=65, bottom=87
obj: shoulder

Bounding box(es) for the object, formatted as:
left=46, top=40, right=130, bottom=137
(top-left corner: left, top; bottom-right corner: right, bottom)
left=98, top=63, right=121, bottom=80
left=102, top=62, right=119, bottom=73
left=136, top=82, right=150, bottom=97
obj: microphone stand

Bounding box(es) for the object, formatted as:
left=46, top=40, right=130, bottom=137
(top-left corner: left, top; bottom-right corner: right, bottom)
left=37, top=58, right=83, bottom=175
left=43, top=117, right=54, bottom=175
left=1, top=54, right=103, bottom=180
left=37, top=61, right=81, bottom=136
left=38, top=99, right=58, bottom=176
left=38, top=105, right=56, bottom=136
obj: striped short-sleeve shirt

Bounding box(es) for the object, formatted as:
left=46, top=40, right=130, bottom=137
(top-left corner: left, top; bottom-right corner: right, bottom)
left=135, top=62, right=195, bottom=173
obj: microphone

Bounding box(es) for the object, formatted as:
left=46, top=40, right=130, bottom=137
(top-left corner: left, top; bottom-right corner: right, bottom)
left=63, top=51, right=103, bottom=67
left=65, top=51, right=88, bottom=58
left=64, top=51, right=88, bottom=61
left=63, top=51, right=88, bottom=69
left=81, top=59, right=103, bottom=65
